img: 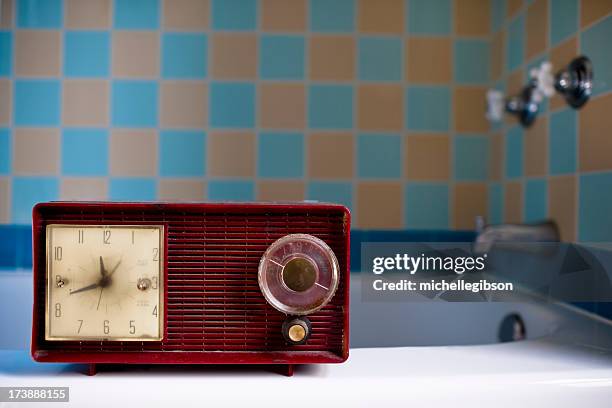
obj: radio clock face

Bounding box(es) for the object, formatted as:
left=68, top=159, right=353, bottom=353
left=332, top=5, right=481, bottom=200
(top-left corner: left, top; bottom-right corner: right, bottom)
left=45, top=225, right=164, bottom=341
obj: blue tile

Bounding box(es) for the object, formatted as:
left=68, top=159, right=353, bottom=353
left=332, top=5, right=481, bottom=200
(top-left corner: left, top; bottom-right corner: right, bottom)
left=550, top=0, right=578, bottom=46
left=310, top=0, right=354, bottom=33
left=549, top=108, right=576, bottom=175
left=358, top=37, right=402, bottom=81
left=114, top=0, right=159, bottom=29
left=212, top=0, right=257, bottom=30
left=308, top=85, right=353, bottom=129
left=162, top=33, right=207, bottom=79
left=61, top=129, right=109, bottom=176
left=111, top=81, right=158, bottom=127
left=454, top=40, right=490, bottom=84
left=505, top=126, right=523, bottom=179
left=454, top=135, right=489, bottom=181
left=506, top=14, right=525, bottom=72
left=0, top=129, right=10, bottom=174
left=64, top=31, right=110, bottom=78
left=307, top=182, right=352, bottom=209
left=582, top=15, right=612, bottom=95
left=12, top=177, right=59, bottom=224
left=491, top=0, right=506, bottom=32
left=110, top=178, right=156, bottom=201
left=406, top=86, right=450, bottom=131
left=208, top=180, right=254, bottom=201
left=405, top=183, right=449, bottom=229
left=579, top=172, right=612, bottom=242
left=524, top=178, right=547, bottom=222
left=357, top=133, right=401, bottom=178
left=17, top=0, right=62, bottom=28
left=209, top=82, right=255, bottom=128
left=14, top=80, right=60, bottom=126
left=408, top=0, right=451, bottom=35
left=260, top=35, right=305, bottom=80
left=159, top=130, right=206, bottom=177
left=0, top=32, right=12, bottom=76
left=489, top=183, right=503, bottom=224
left=258, top=132, right=304, bottom=178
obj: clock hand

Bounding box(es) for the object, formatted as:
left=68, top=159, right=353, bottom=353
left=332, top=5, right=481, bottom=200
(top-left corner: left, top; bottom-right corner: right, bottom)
left=107, top=259, right=122, bottom=278
left=96, top=287, right=104, bottom=311
left=70, top=282, right=99, bottom=295
left=99, top=256, right=107, bottom=277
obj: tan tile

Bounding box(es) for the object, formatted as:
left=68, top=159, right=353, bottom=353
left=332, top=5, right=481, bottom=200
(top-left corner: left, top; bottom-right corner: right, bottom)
left=453, top=183, right=488, bottom=229
left=14, top=30, right=61, bottom=77
left=358, top=0, right=404, bottom=34
left=0, top=177, right=9, bottom=222
left=507, top=0, right=524, bottom=18
left=207, top=131, right=255, bottom=177
left=524, top=115, right=547, bottom=176
left=257, top=180, right=305, bottom=201
left=0, top=80, right=10, bottom=125
left=526, top=0, right=548, bottom=61
left=491, top=30, right=504, bottom=80
left=549, top=36, right=577, bottom=111
left=160, top=81, right=207, bottom=129
left=62, top=80, right=109, bottom=127
left=0, top=0, right=13, bottom=28
left=308, top=132, right=354, bottom=179
left=356, top=182, right=403, bottom=229
left=489, top=132, right=503, bottom=181
left=158, top=179, right=206, bottom=201
left=60, top=178, right=108, bottom=200
left=13, top=128, right=60, bottom=175
left=259, top=83, right=305, bottom=129
left=405, top=134, right=450, bottom=181
left=112, top=32, right=159, bottom=78
left=406, top=37, right=452, bottom=83
left=357, top=84, right=403, bottom=131
left=581, top=0, right=612, bottom=28
left=506, top=68, right=524, bottom=95
left=455, top=0, right=491, bottom=36
left=548, top=175, right=576, bottom=242
left=504, top=181, right=522, bottom=223
left=579, top=93, right=612, bottom=171
left=110, top=130, right=158, bottom=177
left=65, top=0, right=111, bottom=29
left=210, top=33, right=257, bottom=79
left=454, top=87, right=489, bottom=132
left=261, top=0, right=306, bottom=31
left=309, top=35, right=355, bottom=81
left=163, top=0, right=209, bottom=30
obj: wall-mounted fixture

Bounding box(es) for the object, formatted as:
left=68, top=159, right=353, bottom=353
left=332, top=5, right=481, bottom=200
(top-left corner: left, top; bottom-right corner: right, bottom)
left=504, top=80, right=541, bottom=127
left=554, top=56, right=593, bottom=108
left=487, top=56, right=594, bottom=128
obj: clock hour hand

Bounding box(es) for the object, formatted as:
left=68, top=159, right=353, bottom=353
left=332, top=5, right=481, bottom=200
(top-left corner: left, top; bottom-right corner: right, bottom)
left=99, top=256, right=107, bottom=277
left=70, top=282, right=99, bottom=295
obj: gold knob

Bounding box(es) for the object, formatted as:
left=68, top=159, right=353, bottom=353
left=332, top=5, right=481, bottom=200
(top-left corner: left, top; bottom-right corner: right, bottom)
left=288, top=324, right=306, bottom=342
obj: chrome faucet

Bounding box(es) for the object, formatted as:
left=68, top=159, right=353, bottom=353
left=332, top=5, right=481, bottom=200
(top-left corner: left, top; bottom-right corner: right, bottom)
left=473, top=218, right=560, bottom=255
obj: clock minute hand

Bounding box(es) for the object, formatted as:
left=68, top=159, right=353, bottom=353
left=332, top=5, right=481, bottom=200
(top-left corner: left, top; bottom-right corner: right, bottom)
left=70, top=282, right=99, bottom=295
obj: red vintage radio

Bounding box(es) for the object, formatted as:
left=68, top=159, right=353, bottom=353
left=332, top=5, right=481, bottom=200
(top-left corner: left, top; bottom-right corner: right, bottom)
left=31, top=202, right=350, bottom=376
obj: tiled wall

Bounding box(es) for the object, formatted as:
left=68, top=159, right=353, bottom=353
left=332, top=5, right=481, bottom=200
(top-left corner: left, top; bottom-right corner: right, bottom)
left=0, top=0, right=493, bottom=229
left=489, top=0, right=612, bottom=242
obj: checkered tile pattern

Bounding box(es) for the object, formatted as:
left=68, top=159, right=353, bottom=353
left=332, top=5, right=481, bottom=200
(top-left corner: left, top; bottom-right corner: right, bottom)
left=490, top=0, right=612, bottom=242
left=0, top=0, right=493, bottom=228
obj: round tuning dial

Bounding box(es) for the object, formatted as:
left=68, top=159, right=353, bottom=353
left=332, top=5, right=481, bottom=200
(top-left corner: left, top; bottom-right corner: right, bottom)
left=258, top=234, right=339, bottom=315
